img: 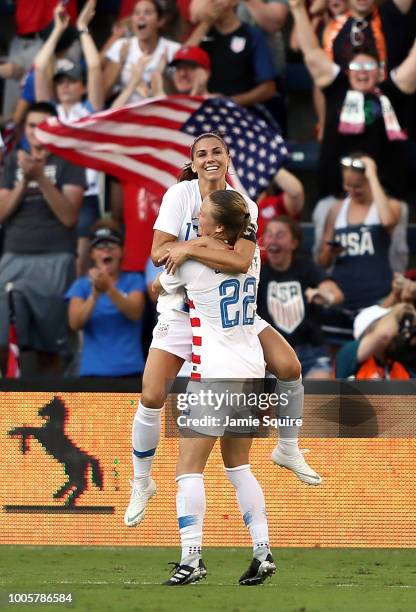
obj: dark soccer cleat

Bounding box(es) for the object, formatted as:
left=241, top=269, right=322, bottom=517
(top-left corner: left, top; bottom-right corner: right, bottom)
left=164, top=559, right=207, bottom=586
left=238, top=554, right=276, bottom=586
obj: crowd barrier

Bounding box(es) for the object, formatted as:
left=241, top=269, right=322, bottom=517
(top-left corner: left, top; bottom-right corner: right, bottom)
left=1, top=379, right=415, bottom=547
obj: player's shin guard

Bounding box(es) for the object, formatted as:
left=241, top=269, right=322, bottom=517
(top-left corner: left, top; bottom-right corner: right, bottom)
left=275, top=376, right=303, bottom=454
left=176, top=474, right=206, bottom=568
left=132, top=402, right=162, bottom=487
left=225, top=465, right=270, bottom=560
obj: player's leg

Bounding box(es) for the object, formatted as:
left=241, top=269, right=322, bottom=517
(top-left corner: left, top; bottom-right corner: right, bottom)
left=124, top=348, right=184, bottom=527
left=164, top=437, right=215, bottom=586
left=258, top=325, right=322, bottom=485
left=221, top=437, right=276, bottom=585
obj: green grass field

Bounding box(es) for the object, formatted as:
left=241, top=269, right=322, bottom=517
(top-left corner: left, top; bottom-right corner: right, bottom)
left=1, top=547, right=415, bottom=611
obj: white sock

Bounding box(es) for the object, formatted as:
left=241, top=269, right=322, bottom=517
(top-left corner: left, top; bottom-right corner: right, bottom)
left=132, top=401, right=162, bottom=487
left=225, top=464, right=270, bottom=557
left=276, top=377, right=303, bottom=453
left=276, top=438, right=299, bottom=456
left=176, top=474, right=205, bottom=568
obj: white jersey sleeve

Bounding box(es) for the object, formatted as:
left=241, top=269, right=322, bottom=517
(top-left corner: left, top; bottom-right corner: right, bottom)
left=159, top=269, right=185, bottom=294
left=153, top=183, right=188, bottom=237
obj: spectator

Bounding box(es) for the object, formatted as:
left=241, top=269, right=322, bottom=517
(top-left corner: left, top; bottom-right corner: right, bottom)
left=317, top=154, right=401, bottom=343
left=257, top=167, right=304, bottom=239
left=188, top=0, right=277, bottom=109
left=103, top=0, right=181, bottom=103
left=0, top=101, right=85, bottom=376
left=14, top=18, right=80, bottom=128
left=291, top=0, right=349, bottom=141
left=2, top=0, right=78, bottom=117
left=321, top=0, right=414, bottom=74
left=34, top=0, right=104, bottom=277
left=143, top=44, right=212, bottom=97
left=191, top=0, right=288, bottom=126
left=257, top=216, right=344, bottom=378
left=66, top=220, right=146, bottom=377
left=289, top=0, right=416, bottom=200
left=335, top=302, right=416, bottom=378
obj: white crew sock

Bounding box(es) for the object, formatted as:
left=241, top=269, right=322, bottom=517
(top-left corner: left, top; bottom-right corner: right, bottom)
left=276, top=377, right=304, bottom=455
left=225, top=464, right=270, bottom=560
left=132, top=401, right=162, bottom=488
left=176, top=474, right=205, bottom=568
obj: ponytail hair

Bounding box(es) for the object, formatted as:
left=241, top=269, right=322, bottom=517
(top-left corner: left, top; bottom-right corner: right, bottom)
left=178, top=163, right=198, bottom=182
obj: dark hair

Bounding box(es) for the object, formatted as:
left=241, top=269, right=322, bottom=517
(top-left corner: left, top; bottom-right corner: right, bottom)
left=340, top=151, right=372, bottom=175
left=264, top=215, right=302, bottom=245
left=208, top=190, right=250, bottom=245
left=25, top=102, right=57, bottom=120
left=178, top=132, right=229, bottom=182
left=133, top=0, right=165, bottom=19
left=350, top=45, right=380, bottom=63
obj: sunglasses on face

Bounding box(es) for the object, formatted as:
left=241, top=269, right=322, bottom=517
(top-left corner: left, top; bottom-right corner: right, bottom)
left=348, top=61, right=378, bottom=72
left=340, top=157, right=366, bottom=171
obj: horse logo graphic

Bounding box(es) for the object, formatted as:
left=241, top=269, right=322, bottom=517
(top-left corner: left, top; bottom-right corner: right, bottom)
left=9, top=396, right=103, bottom=507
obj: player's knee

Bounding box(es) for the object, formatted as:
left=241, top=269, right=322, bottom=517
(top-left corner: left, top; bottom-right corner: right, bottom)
left=140, top=387, right=166, bottom=409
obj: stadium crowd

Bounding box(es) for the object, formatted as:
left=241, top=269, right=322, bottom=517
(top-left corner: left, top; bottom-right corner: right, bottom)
left=0, top=0, right=416, bottom=379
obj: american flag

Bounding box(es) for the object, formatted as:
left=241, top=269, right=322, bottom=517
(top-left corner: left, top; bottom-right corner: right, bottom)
left=35, top=95, right=287, bottom=199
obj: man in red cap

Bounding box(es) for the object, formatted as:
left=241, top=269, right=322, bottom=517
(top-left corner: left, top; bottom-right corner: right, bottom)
left=168, top=46, right=211, bottom=95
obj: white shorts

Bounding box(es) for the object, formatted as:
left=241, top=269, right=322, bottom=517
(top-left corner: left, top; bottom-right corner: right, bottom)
left=150, top=311, right=193, bottom=362
left=150, top=312, right=270, bottom=362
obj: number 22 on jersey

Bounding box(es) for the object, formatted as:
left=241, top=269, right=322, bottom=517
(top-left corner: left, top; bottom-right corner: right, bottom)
left=219, top=277, right=256, bottom=328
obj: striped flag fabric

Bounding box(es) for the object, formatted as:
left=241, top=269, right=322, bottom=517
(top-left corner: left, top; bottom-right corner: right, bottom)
left=6, top=283, right=20, bottom=379
left=35, top=95, right=287, bottom=200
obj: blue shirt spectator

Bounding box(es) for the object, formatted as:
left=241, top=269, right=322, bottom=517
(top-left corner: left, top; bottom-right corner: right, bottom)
left=66, top=272, right=146, bottom=376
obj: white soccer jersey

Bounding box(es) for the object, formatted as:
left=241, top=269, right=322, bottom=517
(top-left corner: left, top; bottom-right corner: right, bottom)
left=153, top=178, right=258, bottom=246
left=154, top=179, right=261, bottom=315
left=159, top=262, right=265, bottom=379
